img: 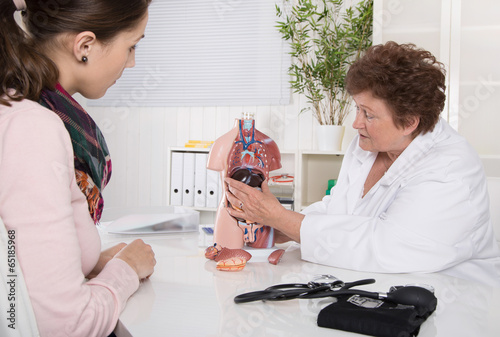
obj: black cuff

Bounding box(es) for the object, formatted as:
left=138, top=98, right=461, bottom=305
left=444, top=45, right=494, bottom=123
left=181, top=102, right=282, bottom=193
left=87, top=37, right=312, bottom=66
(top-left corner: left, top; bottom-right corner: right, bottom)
left=317, top=294, right=436, bottom=337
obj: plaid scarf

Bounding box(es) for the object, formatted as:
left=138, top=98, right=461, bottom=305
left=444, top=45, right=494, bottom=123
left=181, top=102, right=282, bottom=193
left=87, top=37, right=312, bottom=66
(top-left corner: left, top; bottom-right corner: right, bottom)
left=39, top=84, right=112, bottom=223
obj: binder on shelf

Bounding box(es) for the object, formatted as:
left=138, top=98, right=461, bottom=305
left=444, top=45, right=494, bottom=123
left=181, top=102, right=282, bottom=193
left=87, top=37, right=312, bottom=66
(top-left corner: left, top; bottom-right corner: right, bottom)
left=206, top=169, right=220, bottom=209
left=182, top=152, right=196, bottom=207
left=277, top=197, right=294, bottom=211
left=194, top=153, right=208, bottom=208
left=169, top=152, right=184, bottom=206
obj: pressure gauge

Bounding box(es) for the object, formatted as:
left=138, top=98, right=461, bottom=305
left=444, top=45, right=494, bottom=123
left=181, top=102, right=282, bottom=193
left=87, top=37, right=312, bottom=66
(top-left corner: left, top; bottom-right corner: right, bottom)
left=309, top=274, right=344, bottom=288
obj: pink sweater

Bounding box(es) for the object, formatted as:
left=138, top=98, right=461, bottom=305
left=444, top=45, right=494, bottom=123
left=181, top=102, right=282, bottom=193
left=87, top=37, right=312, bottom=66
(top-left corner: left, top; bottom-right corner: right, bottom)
left=0, top=98, right=139, bottom=336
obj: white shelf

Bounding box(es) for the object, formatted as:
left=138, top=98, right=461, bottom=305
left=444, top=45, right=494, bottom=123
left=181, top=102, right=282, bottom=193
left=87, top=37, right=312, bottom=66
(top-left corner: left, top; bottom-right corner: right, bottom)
left=169, top=146, right=210, bottom=153
left=166, top=146, right=347, bottom=216
left=185, top=206, right=217, bottom=212
left=300, top=150, right=345, bottom=155
left=297, top=151, right=344, bottom=210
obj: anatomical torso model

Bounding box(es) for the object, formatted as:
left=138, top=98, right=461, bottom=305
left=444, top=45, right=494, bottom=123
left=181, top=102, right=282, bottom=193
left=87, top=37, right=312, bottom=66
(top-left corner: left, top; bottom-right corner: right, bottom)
left=205, top=113, right=285, bottom=270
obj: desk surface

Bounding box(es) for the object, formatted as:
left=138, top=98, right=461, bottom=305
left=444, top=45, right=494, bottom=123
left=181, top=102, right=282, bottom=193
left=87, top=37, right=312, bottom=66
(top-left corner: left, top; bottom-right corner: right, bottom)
left=99, top=231, right=500, bottom=337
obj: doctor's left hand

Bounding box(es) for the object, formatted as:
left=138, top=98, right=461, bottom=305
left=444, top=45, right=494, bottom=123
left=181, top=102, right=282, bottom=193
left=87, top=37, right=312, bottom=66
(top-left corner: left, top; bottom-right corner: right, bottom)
left=224, top=178, right=285, bottom=226
left=225, top=178, right=304, bottom=243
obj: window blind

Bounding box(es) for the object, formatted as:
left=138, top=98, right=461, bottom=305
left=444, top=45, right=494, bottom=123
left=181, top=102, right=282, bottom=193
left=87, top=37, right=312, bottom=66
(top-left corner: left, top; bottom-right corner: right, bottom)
left=89, top=0, right=291, bottom=107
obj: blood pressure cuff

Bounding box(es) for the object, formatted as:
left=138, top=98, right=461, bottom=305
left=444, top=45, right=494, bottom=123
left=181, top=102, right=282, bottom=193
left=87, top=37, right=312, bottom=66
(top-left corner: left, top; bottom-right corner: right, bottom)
left=317, top=294, right=436, bottom=337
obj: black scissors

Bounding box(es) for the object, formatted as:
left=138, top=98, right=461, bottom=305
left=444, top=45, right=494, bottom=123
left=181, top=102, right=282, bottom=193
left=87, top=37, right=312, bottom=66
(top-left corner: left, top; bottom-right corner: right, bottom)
left=234, top=275, right=376, bottom=303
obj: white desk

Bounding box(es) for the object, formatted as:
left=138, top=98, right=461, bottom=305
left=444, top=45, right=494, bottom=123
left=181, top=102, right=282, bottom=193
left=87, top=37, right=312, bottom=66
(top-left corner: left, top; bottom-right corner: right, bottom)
left=99, top=231, right=500, bottom=337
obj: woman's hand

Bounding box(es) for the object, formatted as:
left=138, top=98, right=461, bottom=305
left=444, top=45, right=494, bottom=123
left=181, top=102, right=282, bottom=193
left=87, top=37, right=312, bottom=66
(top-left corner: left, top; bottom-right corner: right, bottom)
left=115, top=239, right=156, bottom=280
left=224, top=178, right=304, bottom=242
left=86, top=242, right=127, bottom=279
left=224, top=178, right=284, bottom=224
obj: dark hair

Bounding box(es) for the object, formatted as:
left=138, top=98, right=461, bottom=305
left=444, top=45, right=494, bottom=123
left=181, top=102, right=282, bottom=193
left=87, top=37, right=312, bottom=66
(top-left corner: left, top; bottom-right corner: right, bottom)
left=0, top=0, right=152, bottom=106
left=345, top=41, right=446, bottom=135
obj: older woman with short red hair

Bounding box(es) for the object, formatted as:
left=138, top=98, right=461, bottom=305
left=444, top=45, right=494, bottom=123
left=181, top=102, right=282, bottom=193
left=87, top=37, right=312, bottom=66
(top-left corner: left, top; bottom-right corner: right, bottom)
left=225, top=41, right=500, bottom=287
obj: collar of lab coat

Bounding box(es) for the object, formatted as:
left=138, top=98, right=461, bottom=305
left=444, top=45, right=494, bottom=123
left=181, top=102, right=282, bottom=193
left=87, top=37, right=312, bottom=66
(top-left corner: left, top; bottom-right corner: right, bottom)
left=351, top=118, right=445, bottom=187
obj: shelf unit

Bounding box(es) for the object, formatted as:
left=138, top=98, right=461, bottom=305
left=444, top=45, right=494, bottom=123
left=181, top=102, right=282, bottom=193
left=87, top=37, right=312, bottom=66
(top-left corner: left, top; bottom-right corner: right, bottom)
left=297, top=151, right=344, bottom=210
left=167, top=146, right=345, bottom=221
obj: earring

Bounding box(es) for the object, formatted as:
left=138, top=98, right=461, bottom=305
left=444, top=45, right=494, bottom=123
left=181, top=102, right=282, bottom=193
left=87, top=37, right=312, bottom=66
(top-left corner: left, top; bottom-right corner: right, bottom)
left=82, top=56, right=88, bottom=63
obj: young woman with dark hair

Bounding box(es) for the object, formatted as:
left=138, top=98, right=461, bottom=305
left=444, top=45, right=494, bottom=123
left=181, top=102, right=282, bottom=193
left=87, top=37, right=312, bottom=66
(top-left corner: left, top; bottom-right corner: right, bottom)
left=0, top=1, right=155, bottom=335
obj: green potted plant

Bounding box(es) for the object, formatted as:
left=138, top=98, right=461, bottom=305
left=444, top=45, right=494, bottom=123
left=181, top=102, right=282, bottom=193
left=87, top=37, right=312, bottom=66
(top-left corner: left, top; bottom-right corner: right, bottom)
left=276, top=0, right=373, bottom=151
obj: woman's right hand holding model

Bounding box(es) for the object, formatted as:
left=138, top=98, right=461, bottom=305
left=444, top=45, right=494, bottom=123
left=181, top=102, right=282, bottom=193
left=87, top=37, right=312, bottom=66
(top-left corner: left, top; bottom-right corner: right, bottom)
left=115, top=239, right=156, bottom=279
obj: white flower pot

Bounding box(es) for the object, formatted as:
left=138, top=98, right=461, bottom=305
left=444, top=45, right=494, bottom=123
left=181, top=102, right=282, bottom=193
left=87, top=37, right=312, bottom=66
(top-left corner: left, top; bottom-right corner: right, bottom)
left=316, top=125, right=345, bottom=152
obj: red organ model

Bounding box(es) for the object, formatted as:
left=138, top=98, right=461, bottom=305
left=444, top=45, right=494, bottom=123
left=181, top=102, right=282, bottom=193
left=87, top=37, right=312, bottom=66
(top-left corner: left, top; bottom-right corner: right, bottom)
left=205, top=113, right=285, bottom=270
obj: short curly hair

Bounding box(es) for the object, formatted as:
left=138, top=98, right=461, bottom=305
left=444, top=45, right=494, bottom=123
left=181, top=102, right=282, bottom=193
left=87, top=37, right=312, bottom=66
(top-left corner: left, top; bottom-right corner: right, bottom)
left=346, top=41, right=446, bottom=135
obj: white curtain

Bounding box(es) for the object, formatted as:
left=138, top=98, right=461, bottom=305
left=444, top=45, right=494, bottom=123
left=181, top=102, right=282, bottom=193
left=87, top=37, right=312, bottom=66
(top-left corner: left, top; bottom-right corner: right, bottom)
left=90, top=0, right=291, bottom=107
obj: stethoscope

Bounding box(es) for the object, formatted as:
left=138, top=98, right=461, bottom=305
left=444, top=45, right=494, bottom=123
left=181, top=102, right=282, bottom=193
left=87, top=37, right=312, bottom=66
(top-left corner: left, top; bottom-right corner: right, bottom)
left=234, top=275, right=437, bottom=312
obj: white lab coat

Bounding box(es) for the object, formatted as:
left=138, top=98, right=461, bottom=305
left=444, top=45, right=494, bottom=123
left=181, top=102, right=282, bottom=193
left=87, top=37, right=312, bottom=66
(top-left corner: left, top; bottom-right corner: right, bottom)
left=300, top=118, right=500, bottom=287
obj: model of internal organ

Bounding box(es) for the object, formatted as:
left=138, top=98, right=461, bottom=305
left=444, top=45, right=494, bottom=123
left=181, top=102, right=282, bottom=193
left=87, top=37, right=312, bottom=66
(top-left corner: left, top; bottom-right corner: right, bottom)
left=205, top=244, right=253, bottom=271
left=205, top=243, right=286, bottom=271
left=205, top=244, right=252, bottom=262
left=206, top=114, right=284, bottom=270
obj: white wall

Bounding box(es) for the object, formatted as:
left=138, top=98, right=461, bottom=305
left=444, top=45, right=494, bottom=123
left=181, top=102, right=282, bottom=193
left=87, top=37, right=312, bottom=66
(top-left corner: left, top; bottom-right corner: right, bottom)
left=374, top=0, right=500, bottom=171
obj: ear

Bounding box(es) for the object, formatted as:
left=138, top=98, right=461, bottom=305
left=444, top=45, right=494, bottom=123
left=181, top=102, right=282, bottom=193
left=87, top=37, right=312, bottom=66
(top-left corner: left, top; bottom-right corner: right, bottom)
left=403, top=116, right=420, bottom=136
left=72, top=31, right=97, bottom=62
